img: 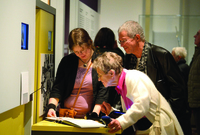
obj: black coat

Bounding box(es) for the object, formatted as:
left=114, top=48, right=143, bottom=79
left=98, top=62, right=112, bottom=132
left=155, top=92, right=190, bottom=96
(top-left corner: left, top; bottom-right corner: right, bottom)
left=146, top=44, right=192, bottom=135
left=177, top=59, right=190, bottom=85
left=124, top=43, right=188, bottom=131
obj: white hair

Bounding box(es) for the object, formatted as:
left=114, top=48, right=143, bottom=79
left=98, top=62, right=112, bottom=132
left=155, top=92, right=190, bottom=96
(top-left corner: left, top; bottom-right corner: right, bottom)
left=172, top=47, right=187, bottom=59
left=118, top=20, right=145, bottom=42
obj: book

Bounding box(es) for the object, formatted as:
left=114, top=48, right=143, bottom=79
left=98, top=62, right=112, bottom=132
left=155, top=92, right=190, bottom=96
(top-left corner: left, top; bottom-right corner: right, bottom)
left=46, top=117, right=106, bottom=128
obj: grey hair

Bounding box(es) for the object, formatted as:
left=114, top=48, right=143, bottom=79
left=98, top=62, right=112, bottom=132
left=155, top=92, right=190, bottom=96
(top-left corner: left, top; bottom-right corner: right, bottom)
left=118, top=20, right=145, bottom=42
left=172, top=47, right=187, bottom=59
left=93, top=52, right=123, bottom=75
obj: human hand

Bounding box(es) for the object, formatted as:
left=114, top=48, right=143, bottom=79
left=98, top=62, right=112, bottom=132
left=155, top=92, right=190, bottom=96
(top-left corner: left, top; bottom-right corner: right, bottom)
left=101, top=101, right=111, bottom=115
left=47, top=109, right=57, bottom=117
left=85, top=112, right=99, bottom=120
left=101, top=116, right=112, bottom=126
left=108, top=119, right=121, bottom=133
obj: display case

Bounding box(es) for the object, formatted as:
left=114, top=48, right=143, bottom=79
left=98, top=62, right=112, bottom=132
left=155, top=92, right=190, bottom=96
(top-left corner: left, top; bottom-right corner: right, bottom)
left=139, top=15, right=200, bottom=64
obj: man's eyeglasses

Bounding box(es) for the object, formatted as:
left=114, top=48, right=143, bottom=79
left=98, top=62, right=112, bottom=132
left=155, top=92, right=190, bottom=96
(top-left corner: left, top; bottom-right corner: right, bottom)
left=118, top=35, right=136, bottom=44
left=118, top=39, right=128, bottom=44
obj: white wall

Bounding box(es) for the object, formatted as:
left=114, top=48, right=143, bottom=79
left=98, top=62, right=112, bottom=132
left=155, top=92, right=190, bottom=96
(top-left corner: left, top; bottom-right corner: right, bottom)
left=69, top=0, right=79, bottom=32
left=51, top=0, right=65, bottom=74
left=100, top=0, right=180, bottom=34
left=100, top=0, right=143, bottom=30
left=0, top=0, right=35, bottom=113
left=100, top=0, right=143, bottom=53
left=152, top=0, right=180, bottom=15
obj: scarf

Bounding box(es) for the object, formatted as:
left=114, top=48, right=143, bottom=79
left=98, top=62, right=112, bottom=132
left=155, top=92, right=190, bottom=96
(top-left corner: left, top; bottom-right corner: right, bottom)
left=128, top=42, right=149, bottom=74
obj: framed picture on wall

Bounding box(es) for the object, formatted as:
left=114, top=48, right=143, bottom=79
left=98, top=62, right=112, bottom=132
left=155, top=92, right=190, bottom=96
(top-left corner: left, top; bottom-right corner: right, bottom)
left=21, top=22, right=29, bottom=50
left=40, top=54, right=54, bottom=115
left=48, top=31, right=52, bottom=51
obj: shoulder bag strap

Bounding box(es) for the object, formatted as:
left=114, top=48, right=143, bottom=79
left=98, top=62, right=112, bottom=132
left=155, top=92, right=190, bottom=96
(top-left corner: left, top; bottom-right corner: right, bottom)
left=72, top=62, right=92, bottom=108
left=154, top=92, right=161, bottom=129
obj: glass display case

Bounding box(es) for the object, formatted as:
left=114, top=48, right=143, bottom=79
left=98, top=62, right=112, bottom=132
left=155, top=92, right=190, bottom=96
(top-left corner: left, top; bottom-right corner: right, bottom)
left=139, top=15, right=200, bottom=63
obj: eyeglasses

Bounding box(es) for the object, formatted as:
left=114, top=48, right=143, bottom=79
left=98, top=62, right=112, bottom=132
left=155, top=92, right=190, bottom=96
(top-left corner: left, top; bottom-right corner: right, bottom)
left=73, top=46, right=88, bottom=55
left=118, top=39, right=128, bottom=44
left=118, top=35, right=136, bottom=44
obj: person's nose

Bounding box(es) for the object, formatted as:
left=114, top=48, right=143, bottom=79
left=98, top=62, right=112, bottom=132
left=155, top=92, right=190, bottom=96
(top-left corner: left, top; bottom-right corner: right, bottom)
left=120, top=43, right=125, bottom=47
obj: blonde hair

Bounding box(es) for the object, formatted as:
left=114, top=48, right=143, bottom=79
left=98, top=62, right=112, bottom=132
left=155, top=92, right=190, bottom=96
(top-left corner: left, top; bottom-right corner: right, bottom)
left=172, top=47, right=187, bottom=59
left=93, top=52, right=123, bottom=75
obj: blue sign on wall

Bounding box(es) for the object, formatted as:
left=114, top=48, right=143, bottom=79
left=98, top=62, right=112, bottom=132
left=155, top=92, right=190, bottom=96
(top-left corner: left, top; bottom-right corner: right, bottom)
left=21, top=23, right=29, bottom=50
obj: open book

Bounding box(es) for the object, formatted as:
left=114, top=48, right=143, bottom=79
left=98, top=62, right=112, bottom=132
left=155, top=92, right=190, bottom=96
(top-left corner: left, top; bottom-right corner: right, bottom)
left=46, top=117, right=106, bottom=128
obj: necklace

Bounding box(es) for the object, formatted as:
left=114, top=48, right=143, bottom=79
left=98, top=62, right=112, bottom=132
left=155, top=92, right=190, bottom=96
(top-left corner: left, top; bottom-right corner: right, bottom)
left=79, top=57, right=91, bottom=67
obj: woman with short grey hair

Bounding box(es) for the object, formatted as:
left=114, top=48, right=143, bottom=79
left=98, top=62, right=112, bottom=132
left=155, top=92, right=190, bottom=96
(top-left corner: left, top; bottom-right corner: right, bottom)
left=93, top=52, right=183, bottom=135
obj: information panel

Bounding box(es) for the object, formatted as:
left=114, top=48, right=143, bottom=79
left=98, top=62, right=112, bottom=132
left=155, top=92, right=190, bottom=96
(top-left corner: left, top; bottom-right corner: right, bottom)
left=78, top=1, right=99, bottom=41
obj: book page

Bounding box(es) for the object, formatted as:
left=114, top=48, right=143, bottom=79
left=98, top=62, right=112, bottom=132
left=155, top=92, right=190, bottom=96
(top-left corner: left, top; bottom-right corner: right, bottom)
left=46, top=117, right=106, bottom=128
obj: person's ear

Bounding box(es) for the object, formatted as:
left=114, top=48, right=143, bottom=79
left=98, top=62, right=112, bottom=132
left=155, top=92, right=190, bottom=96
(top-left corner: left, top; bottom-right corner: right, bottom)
left=177, top=56, right=182, bottom=61
left=108, top=69, right=115, bottom=78
left=135, top=34, right=141, bottom=41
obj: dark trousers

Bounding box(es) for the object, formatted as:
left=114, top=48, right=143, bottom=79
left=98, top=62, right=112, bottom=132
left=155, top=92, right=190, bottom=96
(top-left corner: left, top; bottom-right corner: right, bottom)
left=177, top=110, right=192, bottom=135
left=193, top=108, right=200, bottom=135
left=117, top=117, right=152, bottom=135
left=118, top=126, right=135, bottom=135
